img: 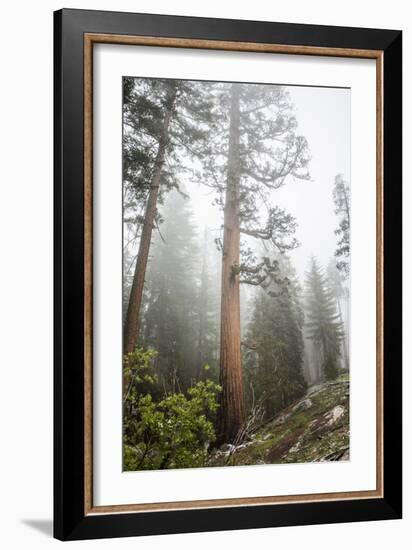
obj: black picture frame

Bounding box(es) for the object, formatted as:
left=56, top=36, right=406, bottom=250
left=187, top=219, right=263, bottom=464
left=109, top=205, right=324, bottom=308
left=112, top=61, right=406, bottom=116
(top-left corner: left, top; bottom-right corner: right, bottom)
left=54, top=8, right=402, bottom=541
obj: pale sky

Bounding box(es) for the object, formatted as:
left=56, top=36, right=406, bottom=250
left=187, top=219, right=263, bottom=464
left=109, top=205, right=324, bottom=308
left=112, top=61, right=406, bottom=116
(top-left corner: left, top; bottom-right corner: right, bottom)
left=276, top=85, right=350, bottom=278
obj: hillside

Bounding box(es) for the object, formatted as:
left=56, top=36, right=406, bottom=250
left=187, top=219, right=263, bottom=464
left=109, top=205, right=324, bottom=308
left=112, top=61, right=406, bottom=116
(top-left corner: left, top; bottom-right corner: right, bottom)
left=209, top=372, right=350, bottom=467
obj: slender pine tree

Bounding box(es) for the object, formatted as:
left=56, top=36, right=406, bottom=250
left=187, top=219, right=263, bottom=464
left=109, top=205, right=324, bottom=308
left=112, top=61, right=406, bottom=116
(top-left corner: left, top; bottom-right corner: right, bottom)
left=304, top=257, right=343, bottom=381
left=196, top=227, right=220, bottom=380
left=333, top=174, right=350, bottom=278
left=244, top=257, right=307, bottom=418
left=140, top=190, right=201, bottom=393
left=327, top=258, right=350, bottom=370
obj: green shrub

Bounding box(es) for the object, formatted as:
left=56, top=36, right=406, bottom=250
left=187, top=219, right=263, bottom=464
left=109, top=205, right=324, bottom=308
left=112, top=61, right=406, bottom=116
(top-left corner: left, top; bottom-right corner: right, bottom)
left=123, top=348, right=221, bottom=470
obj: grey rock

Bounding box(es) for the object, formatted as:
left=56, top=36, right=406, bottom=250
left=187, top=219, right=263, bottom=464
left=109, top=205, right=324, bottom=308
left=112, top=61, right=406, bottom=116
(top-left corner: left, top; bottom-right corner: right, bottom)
left=325, top=405, right=345, bottom=426
left=272, top=413, right=290, bottom=426
left=289, top=440, right=302, bottom=454
left=307, top=384, right=323, bottom=396
left=321, top=447, right=349, bottom=462
left=219, top=443, right=235, bottom=453
left=340, top=448, right=350, bottom=461
left=293, top=398, right=313, bottom=412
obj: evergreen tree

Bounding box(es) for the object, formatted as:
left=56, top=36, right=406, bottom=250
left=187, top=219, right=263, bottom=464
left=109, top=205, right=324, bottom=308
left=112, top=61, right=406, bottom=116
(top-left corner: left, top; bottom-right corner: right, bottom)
left=327, top=258, right=350, bottom=370
left=140, top=190, right=201, bottom=393
left=196, top=227, right=220, bottom=380
left=333, top=174, right=350, bottom=278
left=244, top=257, right=307, bottom=419
left=304, top=258, right=343, bottom=381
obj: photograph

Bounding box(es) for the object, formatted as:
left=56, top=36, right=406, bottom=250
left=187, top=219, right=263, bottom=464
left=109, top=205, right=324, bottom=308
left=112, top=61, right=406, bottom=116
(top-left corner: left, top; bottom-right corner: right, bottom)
left=122, top=76, right=351, bottom=471
left=51, top=7, right=402, bottom=541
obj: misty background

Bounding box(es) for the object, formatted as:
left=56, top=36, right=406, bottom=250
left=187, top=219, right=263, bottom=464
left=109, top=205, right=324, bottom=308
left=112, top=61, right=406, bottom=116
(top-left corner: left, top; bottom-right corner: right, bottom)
left=124, top=82, right=350, bottom=302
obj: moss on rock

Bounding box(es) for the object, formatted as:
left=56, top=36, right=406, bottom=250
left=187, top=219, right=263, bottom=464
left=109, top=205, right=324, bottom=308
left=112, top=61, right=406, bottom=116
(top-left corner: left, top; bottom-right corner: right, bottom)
left=208, top=372, right=350, bottom=467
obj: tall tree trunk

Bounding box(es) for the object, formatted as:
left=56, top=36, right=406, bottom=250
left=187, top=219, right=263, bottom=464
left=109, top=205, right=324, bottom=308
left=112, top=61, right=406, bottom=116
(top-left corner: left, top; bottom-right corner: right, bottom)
left=123, top=88, right=176, bottom=359
left=218, top=85, right=246, bottom=443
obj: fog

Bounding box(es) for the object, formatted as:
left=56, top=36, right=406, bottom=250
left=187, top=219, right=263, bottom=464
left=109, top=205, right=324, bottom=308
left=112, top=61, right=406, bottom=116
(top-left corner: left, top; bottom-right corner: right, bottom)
left=148, top=83, right=350, bottom=281
left=123, top=78, right=351, bottom=390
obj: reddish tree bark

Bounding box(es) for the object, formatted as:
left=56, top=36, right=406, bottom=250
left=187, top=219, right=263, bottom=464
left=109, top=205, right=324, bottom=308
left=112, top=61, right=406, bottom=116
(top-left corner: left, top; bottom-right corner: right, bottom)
left=123, top=91, right=175, bottom=358
left=218, top=85, right=246, bottom=443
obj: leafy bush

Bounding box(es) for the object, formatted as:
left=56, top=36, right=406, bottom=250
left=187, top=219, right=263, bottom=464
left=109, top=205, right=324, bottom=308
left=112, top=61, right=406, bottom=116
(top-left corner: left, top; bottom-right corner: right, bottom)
left=123, top=348, right=221, bottom=470
left=123, top=347, right=158, bottom=400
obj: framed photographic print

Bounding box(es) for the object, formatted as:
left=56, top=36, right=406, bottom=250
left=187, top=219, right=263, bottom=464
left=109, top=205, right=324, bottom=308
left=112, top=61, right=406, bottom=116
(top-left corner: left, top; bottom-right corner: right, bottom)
left=54, top=8, right=402, bottom=541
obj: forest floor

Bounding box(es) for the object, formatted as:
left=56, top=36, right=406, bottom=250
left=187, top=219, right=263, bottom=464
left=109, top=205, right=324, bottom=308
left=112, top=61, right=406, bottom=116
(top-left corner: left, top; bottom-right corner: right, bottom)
left=208, top=372, right=350, bottom=467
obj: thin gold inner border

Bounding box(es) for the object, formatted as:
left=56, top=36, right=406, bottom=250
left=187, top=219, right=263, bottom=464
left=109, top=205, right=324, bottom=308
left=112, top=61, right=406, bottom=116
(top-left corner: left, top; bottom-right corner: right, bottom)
left=84, top=33, right=384, bottom=515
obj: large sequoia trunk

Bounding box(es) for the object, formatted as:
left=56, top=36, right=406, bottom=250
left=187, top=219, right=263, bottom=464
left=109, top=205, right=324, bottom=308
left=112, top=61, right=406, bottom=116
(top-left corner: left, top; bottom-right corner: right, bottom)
left=123, top=89, right=175, bottom=358
left=218, top=85, right=246, bottom=443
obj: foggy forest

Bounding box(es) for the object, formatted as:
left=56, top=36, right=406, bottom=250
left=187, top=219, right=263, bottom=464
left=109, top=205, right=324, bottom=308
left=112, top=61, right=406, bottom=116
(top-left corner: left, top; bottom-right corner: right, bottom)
left=122, top=77, right=351, bottom=471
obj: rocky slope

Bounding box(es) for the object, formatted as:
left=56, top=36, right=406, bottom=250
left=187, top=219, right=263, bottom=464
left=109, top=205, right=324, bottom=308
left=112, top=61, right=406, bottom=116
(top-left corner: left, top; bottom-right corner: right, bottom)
left=209, top=372, right=350, bottom=467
